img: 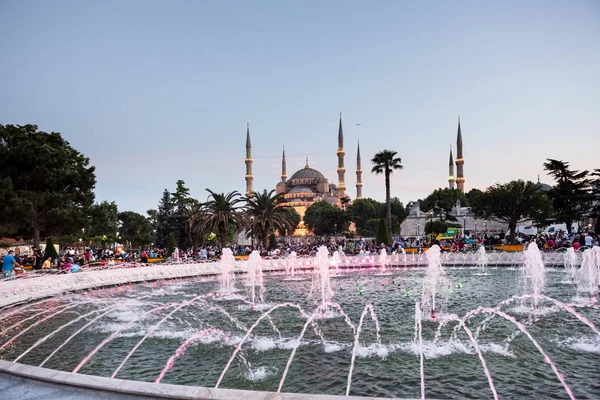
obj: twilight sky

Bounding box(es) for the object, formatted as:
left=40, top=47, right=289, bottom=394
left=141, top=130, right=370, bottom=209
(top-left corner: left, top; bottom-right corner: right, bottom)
left=1, top=0, right=599, bottom=214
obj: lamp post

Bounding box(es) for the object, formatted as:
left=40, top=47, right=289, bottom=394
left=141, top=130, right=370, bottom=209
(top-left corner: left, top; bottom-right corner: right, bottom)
left=417, top=222, right=420, bottom=237
left=474, top=221, right=478, bottom=234
left=484, top=220, right=488, bottom=231
left=428, top=212, right=433, bottom=241
left=463, top=216, right=466, bottom=234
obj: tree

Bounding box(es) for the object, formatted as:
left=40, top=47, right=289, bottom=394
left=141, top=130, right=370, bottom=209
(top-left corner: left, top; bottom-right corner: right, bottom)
left=167, top=233, right=176, bottom=257
left=0, top=124, right=96, bottom=246
left=188, top=189, right=245, bottom=247
left=466, top=188, right=484, bottom=207
left=590, top=170, right=600, bottom=227
left=282, top=207, right=302, bottom=236
left=543, top=159, right=591, bottom=234
left=371, top=150, right=403, bottom=234
left=347, top=198, right=382, bottom=237
left=171, top=180, right=193, bottom=249
left=268, top=233, right=277, bottom=251
left=424, top=220, right=448, bottom=236
left=470, top=180, right=553, bottom=243
left=245, top=190, right=299, bottom=247
left=420, top=188, right=467, bottom=222
left=340, top=196, right=351, bottom=210
left=155, top=189, right=175, bottom=248
left=375, top=218, right=391, bottom=246
left=146, top=209, right=158, bottom=230
left=43, top=237, right=58, bottom=260
left=88, top=201, right=119, bottom=238
left=118, top=211, right=153, bottom=248
left=304, top=201, right=350, bottom=236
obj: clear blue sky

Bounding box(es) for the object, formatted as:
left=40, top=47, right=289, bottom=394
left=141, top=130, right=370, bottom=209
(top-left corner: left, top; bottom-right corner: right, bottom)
left=1, top=0, right=599, bottom=214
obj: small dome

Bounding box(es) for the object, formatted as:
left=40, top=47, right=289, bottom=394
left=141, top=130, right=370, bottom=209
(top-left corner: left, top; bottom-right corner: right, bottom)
left=288, top=186, right=315, bottom=194
left=537, top=182, right=552, bottom=191
left=289, top=167, right=325, bottom=181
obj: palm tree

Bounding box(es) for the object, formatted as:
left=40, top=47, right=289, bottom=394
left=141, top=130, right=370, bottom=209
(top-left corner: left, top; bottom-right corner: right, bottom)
left=371, top=150, right=403, bottom=234
left=188, top=189, right=245, bottom=247
left=245, top=189, right=299, bottom=247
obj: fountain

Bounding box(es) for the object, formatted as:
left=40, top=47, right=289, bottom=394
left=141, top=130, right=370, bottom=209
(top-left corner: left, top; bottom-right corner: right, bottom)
left=420, top=245, right=448, bottom=319
left=476, top=245, right=488, bottom=275
left=521, top=242, right=546, bottom=308
left=575, top=247, right=599, bottom=299
left=564, top=247, right=578, bottom=282
left=374, top=248, right=394, bottom=276
left=246, top=250, right=265, bottom=305
left=285, top=251, right=297, bottom=277
left=219, top=248, right=236, bottom=292
left=331, top=251, right=342, bottom=276
left=310, top=246, right=334, bottom=309
left=0, top=246, right=598, bottom=400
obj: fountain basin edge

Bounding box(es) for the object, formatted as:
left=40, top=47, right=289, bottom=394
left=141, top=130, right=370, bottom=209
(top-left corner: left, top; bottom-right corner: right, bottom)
left=0, top=359, right=405, bottom=400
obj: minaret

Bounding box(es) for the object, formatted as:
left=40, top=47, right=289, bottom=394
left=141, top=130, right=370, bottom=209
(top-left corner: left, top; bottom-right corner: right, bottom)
left=356, top=140, right=363, bottom=199
left=281, top=147, right=287, bottom=183
left=448, top=146, right=455, bottom=190
left=455, top=116, right=465, bottom=192
left=336, top=112, right=347, bottom=199
left=245, top=123, right=254, bottom=197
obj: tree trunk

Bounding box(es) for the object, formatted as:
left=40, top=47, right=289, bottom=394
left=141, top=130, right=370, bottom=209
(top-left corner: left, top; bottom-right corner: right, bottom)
left=33, top=225, right=41, bottom=248
left=219, top=225, right=227, bottom=248
left=508, top=221, right=517, bottom=244
left=565, top=219, right=572, bottom=235
left=385, top=169, right=392, bottom=235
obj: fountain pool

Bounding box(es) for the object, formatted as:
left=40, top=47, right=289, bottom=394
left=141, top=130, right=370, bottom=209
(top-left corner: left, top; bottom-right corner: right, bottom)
left=0, top=251, right=599, bottom=399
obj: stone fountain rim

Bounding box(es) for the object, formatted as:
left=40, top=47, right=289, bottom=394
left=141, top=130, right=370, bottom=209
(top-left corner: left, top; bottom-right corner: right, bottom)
left=0, top=359, right=411, bottom=400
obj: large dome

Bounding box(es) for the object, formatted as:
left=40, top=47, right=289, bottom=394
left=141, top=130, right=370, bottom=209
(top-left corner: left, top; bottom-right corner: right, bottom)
left=289, top=166, right=326, bottom=181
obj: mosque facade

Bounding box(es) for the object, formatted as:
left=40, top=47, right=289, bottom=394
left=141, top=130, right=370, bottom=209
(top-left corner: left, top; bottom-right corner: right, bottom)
left=244, top=114, right=361, bottom=235
left=244, top=115, right=466, bottom=236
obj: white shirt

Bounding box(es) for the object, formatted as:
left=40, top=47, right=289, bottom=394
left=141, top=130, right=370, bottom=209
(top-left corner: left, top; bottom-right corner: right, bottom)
left=585, top=235, right=593, bottom=246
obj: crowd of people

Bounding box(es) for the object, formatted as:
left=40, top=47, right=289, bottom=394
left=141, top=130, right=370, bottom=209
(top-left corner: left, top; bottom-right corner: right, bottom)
left=1, top=227, right=598, bottom=279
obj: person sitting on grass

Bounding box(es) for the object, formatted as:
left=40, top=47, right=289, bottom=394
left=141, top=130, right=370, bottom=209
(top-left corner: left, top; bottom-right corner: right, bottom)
left=2, top=250, right=19, bottom=279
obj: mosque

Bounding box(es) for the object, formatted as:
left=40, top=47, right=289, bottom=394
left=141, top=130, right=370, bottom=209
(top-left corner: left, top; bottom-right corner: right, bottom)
left=244, top=115, right=466, bottom=236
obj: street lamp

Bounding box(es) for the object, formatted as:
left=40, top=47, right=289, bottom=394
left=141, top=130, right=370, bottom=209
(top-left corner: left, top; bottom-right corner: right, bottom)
left=417, top=223, right=420, bottom=237
left=428, top=212, right=433, bottom=241
left=484, top=220, right=488, bottom=231
left=463, top=216, right=467, bottom=233
left=474, top=221, right=478, bottom=233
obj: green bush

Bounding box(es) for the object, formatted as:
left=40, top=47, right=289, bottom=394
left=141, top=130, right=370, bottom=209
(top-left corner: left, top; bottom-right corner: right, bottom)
left=376, top=218, right=391, bottom=246
left=43, top=237, right=59, bottom=260
left=167, top=233, right=176, bottom=257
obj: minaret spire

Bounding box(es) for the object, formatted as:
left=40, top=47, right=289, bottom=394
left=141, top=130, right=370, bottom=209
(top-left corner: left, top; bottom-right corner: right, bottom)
left=448, top=145, right=455, bottom=189
left=281, top=147, right=287, bottom=182
left=336, top=112, right=347, bottom=199
left=245, top=123, right=254, bottom=197
left=455, top=116, right=465, bottom=192
left=356, top=140, right=363, bottom=199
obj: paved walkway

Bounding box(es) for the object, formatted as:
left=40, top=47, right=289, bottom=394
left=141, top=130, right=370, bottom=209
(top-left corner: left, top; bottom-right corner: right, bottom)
left=0, top=372, right=152, bottom=400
